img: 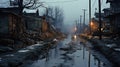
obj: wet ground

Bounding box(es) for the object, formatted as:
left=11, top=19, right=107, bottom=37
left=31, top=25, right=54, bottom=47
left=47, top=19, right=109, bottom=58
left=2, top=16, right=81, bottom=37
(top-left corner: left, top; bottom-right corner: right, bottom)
left=22, top=35, right=113, bottom=67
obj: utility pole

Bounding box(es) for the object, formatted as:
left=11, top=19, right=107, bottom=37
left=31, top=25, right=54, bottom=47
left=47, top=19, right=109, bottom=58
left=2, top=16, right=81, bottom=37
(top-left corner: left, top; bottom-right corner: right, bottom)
left=75, top=20, right=78, bottom=34
left=80, top=15, right=82, bottom=24
left=76, top=20, right=77, bottom=30
left=80, top=15, right=82, bottom=28
left=80, top=15, right=82, bottom=33
left=98, top=0, right=102, bottom=40
left=89, top=0, right=91, bottom=34
left=82, top=9, right=87, bottom=32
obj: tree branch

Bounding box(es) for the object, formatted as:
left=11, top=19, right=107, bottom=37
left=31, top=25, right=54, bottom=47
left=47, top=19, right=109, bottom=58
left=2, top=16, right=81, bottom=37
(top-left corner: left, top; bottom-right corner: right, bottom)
left=24, top=0, right=33, bottom=7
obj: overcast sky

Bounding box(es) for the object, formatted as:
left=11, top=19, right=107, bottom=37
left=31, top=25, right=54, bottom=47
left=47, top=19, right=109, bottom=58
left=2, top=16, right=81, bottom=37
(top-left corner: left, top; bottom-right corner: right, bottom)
left=0, top=0, right=110, bottom=25
left=40, top=0, right=110, bottom=25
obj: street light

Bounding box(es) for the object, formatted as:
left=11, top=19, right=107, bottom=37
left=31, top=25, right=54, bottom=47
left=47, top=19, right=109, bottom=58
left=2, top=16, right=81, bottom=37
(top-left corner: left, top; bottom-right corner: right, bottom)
left=75, top=27, right=77, bottom=31
left=90, top=21, right=96, bottom=33
left=73, top=35, right=77, bottom=39
left=90, top=21, right=94, bottom=26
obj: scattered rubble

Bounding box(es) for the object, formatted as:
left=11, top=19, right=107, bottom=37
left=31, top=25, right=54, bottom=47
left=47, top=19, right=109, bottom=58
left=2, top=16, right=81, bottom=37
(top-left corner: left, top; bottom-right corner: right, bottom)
left=0, top=40, right=57, bottom=67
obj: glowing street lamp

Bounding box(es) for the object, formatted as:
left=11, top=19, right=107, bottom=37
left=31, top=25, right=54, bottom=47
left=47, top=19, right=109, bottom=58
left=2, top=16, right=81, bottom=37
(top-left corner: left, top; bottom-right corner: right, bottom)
left=75, top=27, right=77, bottom=31
left=90, top=21, right=94, bottom=26
left=73, top=35, right=77, bottom=39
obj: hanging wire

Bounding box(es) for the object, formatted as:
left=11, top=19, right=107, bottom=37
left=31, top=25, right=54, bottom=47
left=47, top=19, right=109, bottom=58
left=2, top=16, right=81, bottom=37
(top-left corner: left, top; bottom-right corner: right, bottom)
left=92, top=0, right=97, bottom=8
left=101, top=0, right=107, bottom=8
left=0, top=0, right=79, bottom=5
left=41, top=0, right=79, bottom=3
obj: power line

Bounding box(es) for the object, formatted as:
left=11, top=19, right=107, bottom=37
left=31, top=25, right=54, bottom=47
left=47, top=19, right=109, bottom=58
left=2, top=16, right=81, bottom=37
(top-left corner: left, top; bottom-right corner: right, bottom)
left=101, top=0, right=103, bottom=6
left=92, top=0, right=97, bottom=7
left=42, top=0, right=79, bottom=3
left=0, top=0, right=79, bottom=4
left=101, top=0, right=104, bottom=8
left=92, top=0, right=98, bottom=15
left=101, top=0, right=106, bottom=8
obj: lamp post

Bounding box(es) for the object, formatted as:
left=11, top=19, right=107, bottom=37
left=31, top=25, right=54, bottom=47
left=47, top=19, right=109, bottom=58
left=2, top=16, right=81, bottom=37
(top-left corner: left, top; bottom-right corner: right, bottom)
left=89, top=0, right=91, bottom=34
left=82, top=9, right=87, bottom=32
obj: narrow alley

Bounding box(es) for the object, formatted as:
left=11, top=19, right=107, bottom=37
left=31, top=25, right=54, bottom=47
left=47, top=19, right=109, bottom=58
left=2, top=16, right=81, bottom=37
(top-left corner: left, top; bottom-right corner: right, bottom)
left=21, top=35, right=113, bottom=67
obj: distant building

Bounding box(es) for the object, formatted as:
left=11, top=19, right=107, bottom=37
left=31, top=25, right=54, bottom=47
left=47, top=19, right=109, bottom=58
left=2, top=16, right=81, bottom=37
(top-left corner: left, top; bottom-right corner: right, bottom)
left=23, top=10, right=57, bottom=39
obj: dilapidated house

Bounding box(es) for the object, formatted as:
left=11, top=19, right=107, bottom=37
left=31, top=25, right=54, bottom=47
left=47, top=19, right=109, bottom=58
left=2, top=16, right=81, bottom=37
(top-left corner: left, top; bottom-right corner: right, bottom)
left=23, top=10, right=42, bottom=40
left=0, top=7, right=22, bottom=39
left=23, top=10, right=57, bottom=40
left=105, top=0, right=120, bottom=36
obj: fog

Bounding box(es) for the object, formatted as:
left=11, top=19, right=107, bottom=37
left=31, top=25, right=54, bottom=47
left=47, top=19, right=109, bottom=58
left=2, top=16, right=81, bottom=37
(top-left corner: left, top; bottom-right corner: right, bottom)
left=40, top=0, right=110, bottom=25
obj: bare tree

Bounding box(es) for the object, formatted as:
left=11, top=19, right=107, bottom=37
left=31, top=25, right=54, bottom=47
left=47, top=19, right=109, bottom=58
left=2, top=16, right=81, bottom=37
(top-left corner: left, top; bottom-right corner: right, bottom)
left=55, top=7, right=64, bottom=24
left=47, top=6, right=64, bottom=29
left=47, top=7, right=54, bottom=18
left=10, top=0, right=43, bottom=14
left=54, top=7, right=64, bottom=30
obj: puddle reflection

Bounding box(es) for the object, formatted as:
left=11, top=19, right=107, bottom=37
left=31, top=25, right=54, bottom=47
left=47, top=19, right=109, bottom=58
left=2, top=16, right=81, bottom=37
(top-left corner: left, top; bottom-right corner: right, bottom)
left=25, top=35, right=113, bottom=67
